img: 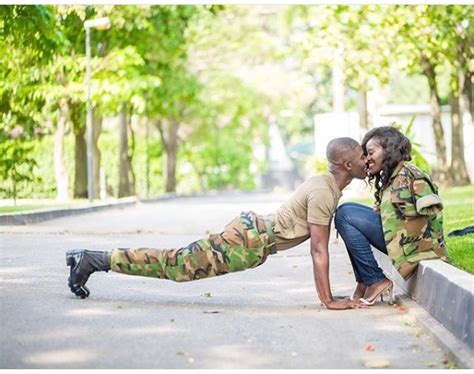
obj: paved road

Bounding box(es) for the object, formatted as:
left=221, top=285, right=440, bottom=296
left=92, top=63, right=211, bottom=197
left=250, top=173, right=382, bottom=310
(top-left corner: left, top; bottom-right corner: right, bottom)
left=0, top=193, right=449, bottom=368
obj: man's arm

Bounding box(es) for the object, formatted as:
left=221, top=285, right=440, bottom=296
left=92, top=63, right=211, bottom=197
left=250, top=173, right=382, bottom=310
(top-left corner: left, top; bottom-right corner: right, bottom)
left=309, top=223, right=366, bottom=310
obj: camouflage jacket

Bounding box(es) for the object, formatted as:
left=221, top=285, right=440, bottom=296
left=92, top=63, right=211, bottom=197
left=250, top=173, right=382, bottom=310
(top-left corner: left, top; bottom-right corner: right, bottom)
left=380, top=162, right=448, bottom=279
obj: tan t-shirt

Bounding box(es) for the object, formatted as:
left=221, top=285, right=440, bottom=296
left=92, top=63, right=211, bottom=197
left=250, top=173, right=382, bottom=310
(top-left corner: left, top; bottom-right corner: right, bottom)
left=273, top=174, right=342, bottom=251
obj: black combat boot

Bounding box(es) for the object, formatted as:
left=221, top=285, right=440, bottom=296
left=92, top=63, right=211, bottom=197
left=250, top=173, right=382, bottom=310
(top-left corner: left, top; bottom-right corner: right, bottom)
left=66, top=249, right=111, bottom=299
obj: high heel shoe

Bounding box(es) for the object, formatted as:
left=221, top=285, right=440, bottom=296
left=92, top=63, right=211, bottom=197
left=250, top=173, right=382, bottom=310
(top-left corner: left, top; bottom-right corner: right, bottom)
left=359, top=279, right=394, bottom=305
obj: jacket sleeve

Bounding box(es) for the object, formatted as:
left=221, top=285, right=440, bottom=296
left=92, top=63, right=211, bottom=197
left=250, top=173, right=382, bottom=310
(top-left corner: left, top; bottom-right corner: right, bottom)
left=389, top=173, right=442, bottom=219
left=411, top=178, right=443, bottom=216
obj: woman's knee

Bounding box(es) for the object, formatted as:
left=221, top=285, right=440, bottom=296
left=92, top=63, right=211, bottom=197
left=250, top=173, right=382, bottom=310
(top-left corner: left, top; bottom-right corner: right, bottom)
left=335, top=203, right=354, bottom=228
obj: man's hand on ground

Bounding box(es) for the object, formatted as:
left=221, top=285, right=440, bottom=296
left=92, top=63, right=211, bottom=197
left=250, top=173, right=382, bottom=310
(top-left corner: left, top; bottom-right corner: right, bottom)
left=324, top=298, right=368, bottom=310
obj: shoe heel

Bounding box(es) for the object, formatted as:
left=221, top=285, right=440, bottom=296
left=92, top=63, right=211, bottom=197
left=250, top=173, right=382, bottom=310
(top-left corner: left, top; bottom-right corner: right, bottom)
left=387, top=285, right=394, bottom=305
left=381, top=284, right=394, bottom=305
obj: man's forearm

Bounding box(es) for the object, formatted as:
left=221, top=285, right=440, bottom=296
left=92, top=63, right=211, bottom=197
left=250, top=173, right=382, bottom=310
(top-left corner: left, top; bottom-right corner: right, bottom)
left=311, top=248, right=333, bottom=305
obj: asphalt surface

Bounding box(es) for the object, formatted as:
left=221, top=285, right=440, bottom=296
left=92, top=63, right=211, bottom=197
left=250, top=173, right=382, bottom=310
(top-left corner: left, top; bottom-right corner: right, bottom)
left=0, top=193, right=450, bottom=368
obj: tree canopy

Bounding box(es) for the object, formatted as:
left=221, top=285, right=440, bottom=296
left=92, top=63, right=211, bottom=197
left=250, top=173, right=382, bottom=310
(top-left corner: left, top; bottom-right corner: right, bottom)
left=1, top=4, right=472, bottom=200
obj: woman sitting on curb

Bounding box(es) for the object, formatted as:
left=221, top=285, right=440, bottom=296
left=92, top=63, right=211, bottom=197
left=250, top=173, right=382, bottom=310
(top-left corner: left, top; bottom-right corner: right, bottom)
left=335, top=126, right=448, bottom=305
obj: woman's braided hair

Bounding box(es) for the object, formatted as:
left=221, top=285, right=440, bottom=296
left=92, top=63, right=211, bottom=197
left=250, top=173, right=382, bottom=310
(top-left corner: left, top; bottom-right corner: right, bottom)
left=361, top=126, right=412, bottom=207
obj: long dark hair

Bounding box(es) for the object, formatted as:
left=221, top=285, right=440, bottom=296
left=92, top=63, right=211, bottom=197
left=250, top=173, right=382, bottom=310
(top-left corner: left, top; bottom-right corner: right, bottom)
left=362, top=126, right=412, bottom=207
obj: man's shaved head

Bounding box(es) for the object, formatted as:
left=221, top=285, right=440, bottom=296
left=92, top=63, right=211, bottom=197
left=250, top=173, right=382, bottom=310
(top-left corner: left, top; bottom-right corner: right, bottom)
left=326, top=137, right=361, bottom=164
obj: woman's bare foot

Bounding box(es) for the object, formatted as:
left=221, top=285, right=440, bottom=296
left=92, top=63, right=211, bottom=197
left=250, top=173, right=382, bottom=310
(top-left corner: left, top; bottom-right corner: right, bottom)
left=351, top=282, right=367, bottom=300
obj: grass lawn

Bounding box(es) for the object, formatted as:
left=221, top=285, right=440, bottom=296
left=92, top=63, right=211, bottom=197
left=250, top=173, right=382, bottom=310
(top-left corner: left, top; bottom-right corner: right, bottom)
left=440, top=185, right=474, bottom=274
left=0, top=200, right=87, bottom=214
left=0, top=205, right=50, bottom=214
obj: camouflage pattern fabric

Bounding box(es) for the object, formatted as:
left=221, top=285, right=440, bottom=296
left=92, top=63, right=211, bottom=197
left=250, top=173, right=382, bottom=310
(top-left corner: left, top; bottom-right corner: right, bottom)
left=381, top=162, right=448, bottom=279
left=110, top=211, right=276, bottom=282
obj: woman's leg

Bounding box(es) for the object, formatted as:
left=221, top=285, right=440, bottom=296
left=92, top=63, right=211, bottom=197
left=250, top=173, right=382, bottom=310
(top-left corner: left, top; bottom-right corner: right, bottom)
left=335, top=202, right=387, bottom=286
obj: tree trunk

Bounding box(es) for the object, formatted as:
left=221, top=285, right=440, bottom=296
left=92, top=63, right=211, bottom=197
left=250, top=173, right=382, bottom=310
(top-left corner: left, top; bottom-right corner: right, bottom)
left=145, top=120, right=151, bottom=197
left=54, top=98, right=70, bottom=201
left=73, top=126, right=87, bottom=198
left=449, top=73, right=471, bottom=186
left=421, top=56, right=449, bottom=182
left=156, top=118, right=179, bottom=193
left=357, top=89, right=369, bottom=131
left=93, top=114, right=102, bottom=198
left=128, top=116, right=136, bottom=196
left=464, top=71, right=473, bottom=120
left=71, top=103, right=87, bottom=199
left=118, top=105, right=135, bottom=197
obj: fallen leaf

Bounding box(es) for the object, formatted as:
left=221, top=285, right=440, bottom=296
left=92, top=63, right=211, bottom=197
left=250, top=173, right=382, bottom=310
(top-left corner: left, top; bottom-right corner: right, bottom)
left=176, top=351, right=194, bottom=363
left=398, top=306, right=407, bottom=313
left=415, top=330, right=424, bottom=338
left=443, top=359, right=457, bottom=369
left=364, top=359, right=390, bottom=368
left=364, top=343, right=375, bottom=352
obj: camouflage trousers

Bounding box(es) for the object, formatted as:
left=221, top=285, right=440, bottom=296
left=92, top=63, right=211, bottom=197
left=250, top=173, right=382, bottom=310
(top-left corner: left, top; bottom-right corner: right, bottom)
left=110, top=211, right=276, bottom=282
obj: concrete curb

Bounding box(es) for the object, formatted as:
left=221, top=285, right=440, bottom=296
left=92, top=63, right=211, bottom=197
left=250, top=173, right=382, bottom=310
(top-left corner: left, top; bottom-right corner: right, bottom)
left=402, top=296, right=473, bottom=369
left=373, top=249, right=473, bottom=368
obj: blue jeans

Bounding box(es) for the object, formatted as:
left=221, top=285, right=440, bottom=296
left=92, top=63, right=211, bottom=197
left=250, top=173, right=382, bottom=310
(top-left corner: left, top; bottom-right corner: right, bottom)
left=334, top=202, right=388, bottom=285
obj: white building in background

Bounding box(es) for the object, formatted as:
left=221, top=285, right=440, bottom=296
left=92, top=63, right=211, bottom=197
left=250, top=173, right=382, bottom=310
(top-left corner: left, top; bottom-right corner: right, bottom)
left=313, top=112, right=367, bottom=196
left=313, top=105, right=474, bottom=183
left=313, top=112, right=361, bottom=158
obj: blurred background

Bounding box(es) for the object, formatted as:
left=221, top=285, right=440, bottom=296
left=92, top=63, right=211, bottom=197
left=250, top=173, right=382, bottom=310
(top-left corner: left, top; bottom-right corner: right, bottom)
left=1, top=5, right=473, bottom=205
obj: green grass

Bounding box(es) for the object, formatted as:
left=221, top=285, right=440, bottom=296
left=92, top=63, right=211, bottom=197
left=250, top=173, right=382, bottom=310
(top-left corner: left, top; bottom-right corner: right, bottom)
left=440, top=186, right=474, bottom=274
left=0, top=200, right=89, bottom=214
left=0, top=205, right=51, bottom=214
